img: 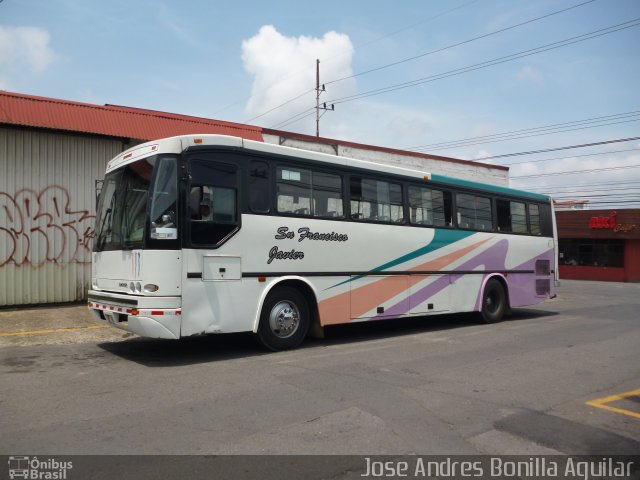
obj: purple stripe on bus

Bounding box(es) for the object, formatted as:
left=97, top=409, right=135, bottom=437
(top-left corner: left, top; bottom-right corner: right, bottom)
left=372, top=241, right=554, bottom=320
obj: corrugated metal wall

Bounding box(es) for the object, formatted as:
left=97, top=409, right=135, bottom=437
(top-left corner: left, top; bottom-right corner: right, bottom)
left=0, top=127, right=126, bottom=306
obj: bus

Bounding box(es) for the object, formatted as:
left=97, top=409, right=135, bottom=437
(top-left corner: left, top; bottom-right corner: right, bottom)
left=88, top=134, right=558, bottom=351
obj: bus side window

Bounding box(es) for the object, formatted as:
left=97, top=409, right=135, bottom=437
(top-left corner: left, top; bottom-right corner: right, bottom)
left=276, top=167, right=343, bottom=218
left=312, top=171, right=343, bottom=218
left=409, top=186, right=451, bottom=227
left=350, top=177, right=403, bottom=223
left=497, top=199, right=527, bottom=233
left=277, top=167, right=311, bottom=215
left=529, top=204, right=542, bottom=235
left=456, top=193, right=492, bottom=231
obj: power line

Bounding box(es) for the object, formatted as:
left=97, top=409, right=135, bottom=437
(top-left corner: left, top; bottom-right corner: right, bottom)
left=474, top=136, right=640, bottom=161
left=330, top=0, right=481, bottom=57
left=528, top=186, right=640, bottom=198
left=553, top=192, right=640, bottom=198
left=535, top=185, right=640, bottom=194
left=527, top=179, right=640, bottom=189
left=511, top=164, right=640, bottom=179
left=556, top=200, right=640, bottom=205
left=244, top=89, right=315, bottom=124
left=326, top=0, right=597, bottom=86
left=274, top=18, right=640, bottom=129
left=408, top=110, right=640, bottom=152
left=527, top=181, right=640, bottom=193
left=269, top=109, right=316, bottom=130
left=423, top=117, right=640, bottom=152
left=503, top=148, right=640, bottom=166
left=326, top=18, right=640, bottom=106
left=240, top=0, right=481, bottom=124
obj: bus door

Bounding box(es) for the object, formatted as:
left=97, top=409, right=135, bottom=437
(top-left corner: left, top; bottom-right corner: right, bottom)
left=181, top=153, right=243, bottom=336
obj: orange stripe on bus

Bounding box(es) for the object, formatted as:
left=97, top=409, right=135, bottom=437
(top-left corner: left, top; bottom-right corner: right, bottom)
left=318, top=238, right=490, bottom=326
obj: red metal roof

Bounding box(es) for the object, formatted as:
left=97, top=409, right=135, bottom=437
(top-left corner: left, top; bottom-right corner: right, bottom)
left=0, top=90, right=501, bottom=172
left=0, top=90, right=263, bottom=141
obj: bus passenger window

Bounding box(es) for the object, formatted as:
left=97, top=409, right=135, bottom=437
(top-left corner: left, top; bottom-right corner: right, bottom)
left=497, top=199, right=527, bottom=233
left=409, top=186, right=451, bottom=227
left=312, top=171, right=343, bottom=218
left=350, top=177, right=403, bottom=223
left=456, top=193, right=492, bottom=231
left=277, top=167, right=311, bottom=215
left=277, top=167, right=343, bottom=218
left=529, top=204, right=542, bottom=235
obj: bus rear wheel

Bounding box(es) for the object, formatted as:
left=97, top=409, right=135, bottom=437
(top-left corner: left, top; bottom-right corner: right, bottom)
left=256, top=286, right=310, bottom=351
left=480, top=278, right=507, bottom=324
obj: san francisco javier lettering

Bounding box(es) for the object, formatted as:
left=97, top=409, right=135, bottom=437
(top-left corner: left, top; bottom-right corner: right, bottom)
left=275, top=226, right=348, bottom=242
left=298, top=227, right=348, bottom=242
left=267, top=246, right=304, bottom=264
left=268, top=226, right=348, bottom=264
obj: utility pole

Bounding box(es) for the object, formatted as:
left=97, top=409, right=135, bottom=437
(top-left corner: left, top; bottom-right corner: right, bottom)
left=315, top=59, right=334, bottom=137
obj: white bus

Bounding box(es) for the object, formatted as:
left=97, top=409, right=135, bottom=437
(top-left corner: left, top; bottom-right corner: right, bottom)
left=89, top=134, right=558, bottom=350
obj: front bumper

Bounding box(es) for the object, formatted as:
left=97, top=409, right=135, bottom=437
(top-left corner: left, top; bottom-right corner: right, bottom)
left=88, top=290, right=182, bottom=339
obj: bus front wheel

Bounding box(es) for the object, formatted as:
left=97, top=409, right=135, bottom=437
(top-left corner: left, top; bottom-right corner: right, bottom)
left=256, top=286, right=310, bottom=351
left=480, top=278, right=507, bottom=324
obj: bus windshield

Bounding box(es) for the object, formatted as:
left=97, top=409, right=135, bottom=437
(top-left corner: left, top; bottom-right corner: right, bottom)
left=94, top=154, right=179, bottom=251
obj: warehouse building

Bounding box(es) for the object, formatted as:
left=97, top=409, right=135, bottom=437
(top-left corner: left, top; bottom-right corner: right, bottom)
left=0, top=89, right=508, bottom=307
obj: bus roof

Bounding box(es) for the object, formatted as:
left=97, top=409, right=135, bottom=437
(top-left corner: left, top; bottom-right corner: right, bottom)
left=429, top=174, right=550, bottom=202
left=109, top=134, right=550, bottom=203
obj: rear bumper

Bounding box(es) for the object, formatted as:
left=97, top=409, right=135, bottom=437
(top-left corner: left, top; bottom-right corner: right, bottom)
left=88, top=290, right=182, bottom=339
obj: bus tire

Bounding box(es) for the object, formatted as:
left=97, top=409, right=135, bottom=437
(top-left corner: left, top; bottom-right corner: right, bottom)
left=256, top=286, right=310, bottom=351
left=480, top=278, right=506, bottom=324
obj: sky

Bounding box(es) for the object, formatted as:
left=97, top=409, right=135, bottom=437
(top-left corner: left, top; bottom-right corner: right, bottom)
left=1, top=0, right=639, bottom=208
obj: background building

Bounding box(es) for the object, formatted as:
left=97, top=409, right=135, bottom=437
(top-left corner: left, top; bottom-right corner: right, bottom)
left=556, top=208, right=640, bottom=282
left=0, top=90, right=508, bottom=307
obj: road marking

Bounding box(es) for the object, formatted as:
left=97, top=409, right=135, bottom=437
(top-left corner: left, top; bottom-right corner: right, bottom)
left=0, top=325, right=109, bottom=337
left=586, top=389, right=640, bottom=420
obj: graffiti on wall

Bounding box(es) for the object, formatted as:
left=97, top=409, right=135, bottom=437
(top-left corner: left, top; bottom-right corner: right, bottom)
left=0, top=186, right=95, bottom=267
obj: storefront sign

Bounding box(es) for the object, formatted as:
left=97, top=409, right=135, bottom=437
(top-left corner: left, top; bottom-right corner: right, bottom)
left=589, top=211, right=617, bottom=229
left=589, top=211, right=636, bottom=232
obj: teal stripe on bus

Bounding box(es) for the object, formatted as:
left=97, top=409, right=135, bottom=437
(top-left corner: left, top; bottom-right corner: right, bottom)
left=327, top=229, right=475, bottom=289
left=430, top=174, right=550, bottom=202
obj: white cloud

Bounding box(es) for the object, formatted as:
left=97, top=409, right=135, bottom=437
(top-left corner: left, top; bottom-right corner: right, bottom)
left=0, top=26, right=54, bottom=78
left=241, top=25, right=356, bottom=130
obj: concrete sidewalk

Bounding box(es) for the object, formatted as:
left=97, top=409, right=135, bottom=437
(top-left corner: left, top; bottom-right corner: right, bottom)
left=0, top=303, right=131, bottom=347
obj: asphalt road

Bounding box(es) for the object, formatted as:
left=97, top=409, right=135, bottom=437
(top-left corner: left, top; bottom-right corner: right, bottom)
left=1, top=280, right=639, bottom=475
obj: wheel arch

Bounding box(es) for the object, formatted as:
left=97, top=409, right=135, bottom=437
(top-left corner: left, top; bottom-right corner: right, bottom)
left=477, top=273, right=512, bottom=314
left=252, top=276, right=321, bottom=335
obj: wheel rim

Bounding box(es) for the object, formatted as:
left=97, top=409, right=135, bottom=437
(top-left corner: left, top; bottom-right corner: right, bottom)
left=268, top=300, right=300, bottom=339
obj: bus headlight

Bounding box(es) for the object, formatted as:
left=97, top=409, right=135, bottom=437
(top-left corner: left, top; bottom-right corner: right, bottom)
left=144, top=284, right=159, bottom=293
left=135, top=282, right=142, bottom=293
